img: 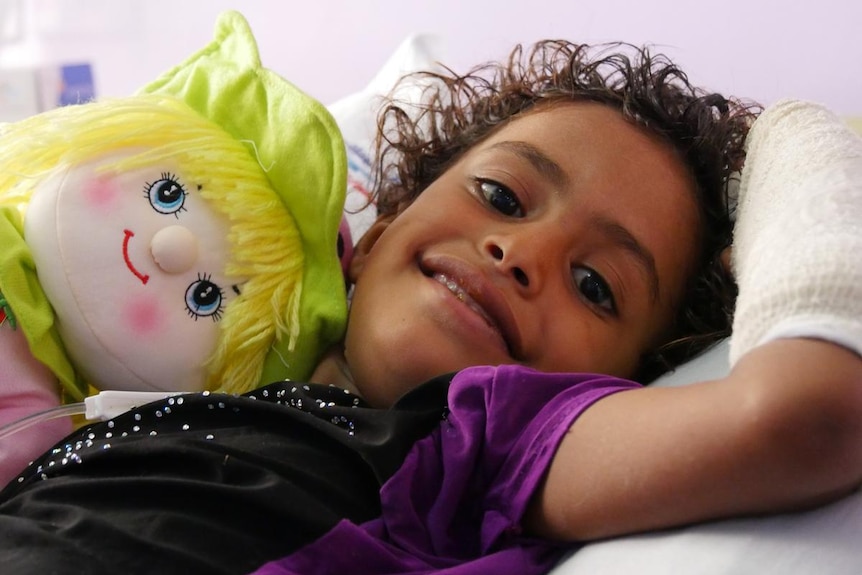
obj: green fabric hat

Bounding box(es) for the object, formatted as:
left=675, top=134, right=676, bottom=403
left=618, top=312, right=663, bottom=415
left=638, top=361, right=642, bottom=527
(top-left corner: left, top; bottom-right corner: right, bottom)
left=140, top=10, right=347, bottom=385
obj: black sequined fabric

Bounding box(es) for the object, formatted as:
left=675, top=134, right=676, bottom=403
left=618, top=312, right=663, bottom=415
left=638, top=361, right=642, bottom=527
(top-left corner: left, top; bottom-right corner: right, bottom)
left=0, top=376, right=451, bottom=575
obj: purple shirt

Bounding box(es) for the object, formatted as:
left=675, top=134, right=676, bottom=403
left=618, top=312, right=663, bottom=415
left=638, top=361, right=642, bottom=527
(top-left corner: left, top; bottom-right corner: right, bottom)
left=252, top=364, right=639, bottom=575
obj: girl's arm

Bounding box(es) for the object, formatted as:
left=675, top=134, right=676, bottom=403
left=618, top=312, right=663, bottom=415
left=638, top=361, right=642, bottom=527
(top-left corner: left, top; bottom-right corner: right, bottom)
left=528, top=100, right=862, bottom=541
left=527, top=337, right=862, bottom=540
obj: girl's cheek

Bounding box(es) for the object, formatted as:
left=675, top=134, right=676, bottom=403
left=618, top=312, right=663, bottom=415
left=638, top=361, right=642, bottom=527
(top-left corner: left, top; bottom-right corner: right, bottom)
left=83, top=175, right=120, bottom=212
left=123, top=295, right=164, bottom=337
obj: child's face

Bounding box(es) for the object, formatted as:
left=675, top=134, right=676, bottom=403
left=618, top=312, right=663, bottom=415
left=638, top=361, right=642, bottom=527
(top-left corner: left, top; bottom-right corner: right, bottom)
left=346, top=102, right=701, bottom=406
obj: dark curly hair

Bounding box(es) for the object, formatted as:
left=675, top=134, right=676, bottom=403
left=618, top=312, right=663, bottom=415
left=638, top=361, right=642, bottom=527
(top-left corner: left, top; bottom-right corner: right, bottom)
left=370, top=40, right=760, bottom=382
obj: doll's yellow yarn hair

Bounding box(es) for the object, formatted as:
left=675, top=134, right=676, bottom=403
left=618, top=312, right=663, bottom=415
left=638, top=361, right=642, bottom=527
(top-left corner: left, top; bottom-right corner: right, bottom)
left=0, top=94, right=303, bottom=395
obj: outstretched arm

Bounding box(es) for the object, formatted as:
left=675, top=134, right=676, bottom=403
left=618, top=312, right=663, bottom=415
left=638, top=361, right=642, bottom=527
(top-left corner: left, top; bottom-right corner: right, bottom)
left=527, top=100, right=862, bottom=541
left=528, top=338, right=862, bottom=540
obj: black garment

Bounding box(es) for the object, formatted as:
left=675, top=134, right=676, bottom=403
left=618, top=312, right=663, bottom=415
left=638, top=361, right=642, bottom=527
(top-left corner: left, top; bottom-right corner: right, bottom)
left=0, top=376, right=451, bottom=575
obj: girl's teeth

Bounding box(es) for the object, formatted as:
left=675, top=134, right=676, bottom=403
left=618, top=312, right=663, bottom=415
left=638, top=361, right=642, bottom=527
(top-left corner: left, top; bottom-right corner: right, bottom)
left=434, top=273, right=488, bottom=321
left=442, top=276, right=466, bottom=301
left=435, top=273, right=466, bottom=300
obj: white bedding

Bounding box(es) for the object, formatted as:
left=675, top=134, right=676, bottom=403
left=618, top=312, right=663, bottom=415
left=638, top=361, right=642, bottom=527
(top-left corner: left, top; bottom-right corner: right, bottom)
left=551, top=489, right=862, bottom=574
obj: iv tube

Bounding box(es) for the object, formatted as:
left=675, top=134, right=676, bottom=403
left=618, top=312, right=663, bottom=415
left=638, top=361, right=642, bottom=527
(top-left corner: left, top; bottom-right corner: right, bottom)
left=0, top=402, right=86, bottom=441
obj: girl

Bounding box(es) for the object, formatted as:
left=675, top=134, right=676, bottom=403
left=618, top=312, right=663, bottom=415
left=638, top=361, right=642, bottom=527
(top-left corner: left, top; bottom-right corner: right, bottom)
left=1, top=41, right=860, bottom=575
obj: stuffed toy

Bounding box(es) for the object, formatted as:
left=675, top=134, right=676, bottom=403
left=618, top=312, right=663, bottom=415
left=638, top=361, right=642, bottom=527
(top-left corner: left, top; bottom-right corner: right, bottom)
left=0, top=11, right=348, bottom=485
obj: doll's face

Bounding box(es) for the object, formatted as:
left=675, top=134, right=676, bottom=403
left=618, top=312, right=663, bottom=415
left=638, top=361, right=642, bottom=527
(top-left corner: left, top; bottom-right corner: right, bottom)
left=24, top=151, right=244, bottom=392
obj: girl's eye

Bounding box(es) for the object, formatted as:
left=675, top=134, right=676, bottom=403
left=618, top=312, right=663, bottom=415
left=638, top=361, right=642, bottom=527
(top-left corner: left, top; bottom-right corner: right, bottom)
left=572, top=267, right=616, bottom=313
left=145, top=172, right=187, bottom=216
left=185, top=275, right=225, bottom=322
left=478, top=179, right=523, bottom=217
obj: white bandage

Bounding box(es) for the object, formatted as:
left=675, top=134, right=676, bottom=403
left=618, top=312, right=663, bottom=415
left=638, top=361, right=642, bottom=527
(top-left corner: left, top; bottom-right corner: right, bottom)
left=729, top=99, right=862, bottom=366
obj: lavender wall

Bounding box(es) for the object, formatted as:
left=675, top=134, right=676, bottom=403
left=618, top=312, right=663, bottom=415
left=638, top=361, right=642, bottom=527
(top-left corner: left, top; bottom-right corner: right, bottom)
left=0, top=0, right=859, bottom=114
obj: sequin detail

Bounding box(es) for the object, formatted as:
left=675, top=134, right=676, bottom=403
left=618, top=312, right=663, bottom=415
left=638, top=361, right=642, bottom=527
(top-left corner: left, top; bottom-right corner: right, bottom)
left=12, top=382, right=369, bottom=486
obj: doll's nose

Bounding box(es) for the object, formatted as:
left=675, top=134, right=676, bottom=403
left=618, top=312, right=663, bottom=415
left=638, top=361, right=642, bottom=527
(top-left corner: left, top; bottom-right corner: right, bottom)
left=150, top=225, right=199, bottom=274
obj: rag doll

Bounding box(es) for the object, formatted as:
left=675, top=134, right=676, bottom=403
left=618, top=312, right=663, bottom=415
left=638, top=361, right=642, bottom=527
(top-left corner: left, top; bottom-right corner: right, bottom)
left=0, top=11, right=348, bottom=485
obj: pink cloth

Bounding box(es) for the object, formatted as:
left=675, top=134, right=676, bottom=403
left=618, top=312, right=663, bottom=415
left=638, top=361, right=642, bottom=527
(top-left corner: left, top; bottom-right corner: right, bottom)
left=0, top=325, right=72, bottom=487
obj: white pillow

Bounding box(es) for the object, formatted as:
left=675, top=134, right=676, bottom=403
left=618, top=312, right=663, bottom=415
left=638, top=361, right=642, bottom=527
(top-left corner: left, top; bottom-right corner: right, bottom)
left=652, top=339, right=729, bottom=387
left=328, top=34, right=447, bottom=245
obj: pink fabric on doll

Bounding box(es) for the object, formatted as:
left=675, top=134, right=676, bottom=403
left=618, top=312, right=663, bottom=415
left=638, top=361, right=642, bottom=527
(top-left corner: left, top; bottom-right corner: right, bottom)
left=0, top=326, right=72, bottom=487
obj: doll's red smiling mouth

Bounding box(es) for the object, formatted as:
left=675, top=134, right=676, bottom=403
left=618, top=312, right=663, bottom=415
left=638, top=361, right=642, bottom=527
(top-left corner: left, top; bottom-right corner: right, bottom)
left=420, top=256, right=523, bottom=359
left=123, top=229, right=150, bottom=285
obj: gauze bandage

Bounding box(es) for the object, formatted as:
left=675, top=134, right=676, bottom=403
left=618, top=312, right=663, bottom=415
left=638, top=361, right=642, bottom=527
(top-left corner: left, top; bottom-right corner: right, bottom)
left=730, top=99, right=862, bottom=365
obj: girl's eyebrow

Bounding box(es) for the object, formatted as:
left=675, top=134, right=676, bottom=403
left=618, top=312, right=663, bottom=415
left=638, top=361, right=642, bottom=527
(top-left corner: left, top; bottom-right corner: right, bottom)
left=489, top=140, right=569, bottom=188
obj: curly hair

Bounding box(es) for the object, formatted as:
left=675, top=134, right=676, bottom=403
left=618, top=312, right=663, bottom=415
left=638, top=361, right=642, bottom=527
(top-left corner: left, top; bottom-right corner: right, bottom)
left=371, top=40, right=760, bottom=382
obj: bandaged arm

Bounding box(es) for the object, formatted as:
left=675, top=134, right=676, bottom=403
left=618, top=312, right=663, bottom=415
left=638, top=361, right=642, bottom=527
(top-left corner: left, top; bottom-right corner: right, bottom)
left=730, top=99, right=862, bottom=363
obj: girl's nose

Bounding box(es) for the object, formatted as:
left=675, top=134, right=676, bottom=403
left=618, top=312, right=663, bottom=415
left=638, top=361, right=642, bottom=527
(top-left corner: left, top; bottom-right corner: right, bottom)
left=151, top=225, right=199, bottom=274
left=484, top=235, right=533, bottom=288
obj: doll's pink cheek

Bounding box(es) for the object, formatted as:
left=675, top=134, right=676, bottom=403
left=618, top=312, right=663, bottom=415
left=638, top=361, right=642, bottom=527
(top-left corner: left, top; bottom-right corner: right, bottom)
left=83, top=176, right=120, bottom=210
left=123, top=296, right=164, bottom=336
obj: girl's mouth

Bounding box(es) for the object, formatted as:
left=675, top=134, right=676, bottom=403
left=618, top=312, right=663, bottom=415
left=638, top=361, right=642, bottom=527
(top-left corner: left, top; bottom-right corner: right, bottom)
left=123, top=229, right=150, bottom=285
left=420, top=255, right=524, bottom=360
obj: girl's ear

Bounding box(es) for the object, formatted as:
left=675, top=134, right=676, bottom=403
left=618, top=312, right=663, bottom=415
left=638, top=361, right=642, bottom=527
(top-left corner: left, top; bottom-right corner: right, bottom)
left=348, top=214, right=397, bottom=283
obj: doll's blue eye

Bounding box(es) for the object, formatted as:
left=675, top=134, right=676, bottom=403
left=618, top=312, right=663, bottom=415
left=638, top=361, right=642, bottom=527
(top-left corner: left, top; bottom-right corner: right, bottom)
left=185, top=275, right=224, bottom=321
left=146, top=173, right=187, bottom=216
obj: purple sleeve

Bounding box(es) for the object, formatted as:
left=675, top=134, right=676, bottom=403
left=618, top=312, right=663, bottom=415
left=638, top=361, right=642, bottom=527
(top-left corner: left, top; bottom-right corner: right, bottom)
left=379, top=364, right=640, bottom=556
left=252, top=365, right=639, bottom=575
